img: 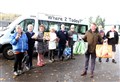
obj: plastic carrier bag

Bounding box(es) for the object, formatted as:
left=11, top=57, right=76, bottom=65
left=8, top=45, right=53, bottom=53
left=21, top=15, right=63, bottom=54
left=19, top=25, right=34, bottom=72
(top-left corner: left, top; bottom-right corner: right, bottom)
left=63, top=47, right=71, bottom=59
left=73, top=40, right=88, bottom=55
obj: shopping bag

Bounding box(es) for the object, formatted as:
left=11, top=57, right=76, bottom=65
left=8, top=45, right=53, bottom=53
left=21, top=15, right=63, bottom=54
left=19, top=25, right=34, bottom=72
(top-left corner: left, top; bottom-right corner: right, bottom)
left=77, top=40, right=88, bottom=55
left=76, top=40, right=88, bottom=55
left=63, top=47, right=71, bottom=59
left=96, top=43, right=113, bottom=58
left=73, top=41, right=80, bottom=54
left=73, top=40, right=88, bottom=55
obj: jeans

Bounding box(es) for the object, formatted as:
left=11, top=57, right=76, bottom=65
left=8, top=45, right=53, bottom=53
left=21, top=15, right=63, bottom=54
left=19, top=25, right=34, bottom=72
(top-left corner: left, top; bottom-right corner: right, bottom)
left=84, top=52, right=96, bottom=73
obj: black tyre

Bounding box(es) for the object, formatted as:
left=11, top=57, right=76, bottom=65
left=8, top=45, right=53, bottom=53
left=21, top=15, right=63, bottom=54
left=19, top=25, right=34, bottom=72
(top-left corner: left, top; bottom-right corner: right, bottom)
left=3, top=46, right=14, bottom=60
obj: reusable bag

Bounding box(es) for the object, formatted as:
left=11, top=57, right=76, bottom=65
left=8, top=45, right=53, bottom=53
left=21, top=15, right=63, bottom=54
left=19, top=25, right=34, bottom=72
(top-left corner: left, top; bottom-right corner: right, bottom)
left=77, top=40, right=88, bottom=55
left=96, top=43, right=113, bottom=58
left=73, top=41, right=80, bottom=54
left=73, top=40, right=88, bottom=55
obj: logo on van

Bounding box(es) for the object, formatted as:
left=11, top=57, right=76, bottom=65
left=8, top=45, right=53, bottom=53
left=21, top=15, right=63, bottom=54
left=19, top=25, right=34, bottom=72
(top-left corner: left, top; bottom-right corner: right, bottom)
left=47, top=15, right=82, bottom=24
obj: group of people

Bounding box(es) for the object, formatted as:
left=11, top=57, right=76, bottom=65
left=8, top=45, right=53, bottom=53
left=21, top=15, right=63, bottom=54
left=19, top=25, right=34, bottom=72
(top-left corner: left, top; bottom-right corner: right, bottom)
left=10, top=23, right=119, bottom=78
left=10, top=24, right=78, bottom=76
left=98, top=27, right=119, bottom=63
left=81, top=23, right=119, bottom=78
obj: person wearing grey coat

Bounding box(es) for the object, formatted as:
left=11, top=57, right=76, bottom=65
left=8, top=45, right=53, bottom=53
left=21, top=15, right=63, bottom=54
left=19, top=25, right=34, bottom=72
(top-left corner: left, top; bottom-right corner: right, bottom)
left=36, top=32, right=48, bottom=54
left=68, top=25, right=78, bottom=59
left=32, top=24, right=48, bottom=67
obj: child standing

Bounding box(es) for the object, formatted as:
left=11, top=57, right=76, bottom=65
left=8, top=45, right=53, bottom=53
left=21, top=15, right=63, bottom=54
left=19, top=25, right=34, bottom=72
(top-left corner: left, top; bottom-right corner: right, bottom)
left=48, top=27, right=57, bottom=63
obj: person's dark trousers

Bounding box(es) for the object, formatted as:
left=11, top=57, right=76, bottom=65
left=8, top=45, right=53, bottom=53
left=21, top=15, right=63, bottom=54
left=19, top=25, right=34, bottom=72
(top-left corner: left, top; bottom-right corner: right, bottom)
left=84, top=52, right=96, bottom=73
left=70, top=41, right=75, bottom=59
left=99, top=57, right=102, bottom=62
left=70, top=45, right=74, bottom=58
left=27, top=47, right=34, bottom=68
left=49, top=50, right=55, bottom=60
left=58, top=44, right=65, bottom=60
left=14, top=52, right=24, bottom=72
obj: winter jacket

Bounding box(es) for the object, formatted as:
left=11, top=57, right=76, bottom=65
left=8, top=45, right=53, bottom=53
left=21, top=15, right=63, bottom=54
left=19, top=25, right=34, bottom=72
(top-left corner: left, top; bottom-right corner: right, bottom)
left=36, top=32, right=48, bottom=54
left=10, top=32, right=28, bottom=53
left=68, top=30, right=78, bottom=46
left=106, top=30, right=119, bottom=45
left=83, top=29, right=102, bottom=53
left=57, top=30, right=68, bottom=45
left=26, top=32, right=35, bottom=49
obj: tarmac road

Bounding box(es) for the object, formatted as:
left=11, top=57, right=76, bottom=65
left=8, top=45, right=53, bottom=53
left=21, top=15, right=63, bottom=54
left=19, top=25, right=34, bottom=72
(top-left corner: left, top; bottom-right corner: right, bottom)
left=0, top=44, right=120, bottom=82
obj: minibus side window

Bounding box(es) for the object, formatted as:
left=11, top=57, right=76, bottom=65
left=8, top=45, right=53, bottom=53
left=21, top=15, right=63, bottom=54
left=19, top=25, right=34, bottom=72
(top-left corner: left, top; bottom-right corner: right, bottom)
left=49, top=22, right=61, bottom=31
left=38, top=20, right=49, bottom=31
left=77, top=25, right=88, bottom=34
left=18, top=19, right=35, bottom=32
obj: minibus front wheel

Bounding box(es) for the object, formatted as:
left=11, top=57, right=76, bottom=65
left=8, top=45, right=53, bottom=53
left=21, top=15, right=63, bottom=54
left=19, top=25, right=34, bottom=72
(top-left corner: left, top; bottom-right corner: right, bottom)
left=3, top=45, right=14, bottom=60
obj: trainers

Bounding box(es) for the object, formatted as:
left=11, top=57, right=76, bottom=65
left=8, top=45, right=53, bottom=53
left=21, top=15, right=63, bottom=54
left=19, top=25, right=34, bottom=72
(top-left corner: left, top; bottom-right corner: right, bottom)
left=49, top=60, right=53, bottom=63
left=13, top=71, right=19, bottom=76
left=18, top=70, right=22, bottom=75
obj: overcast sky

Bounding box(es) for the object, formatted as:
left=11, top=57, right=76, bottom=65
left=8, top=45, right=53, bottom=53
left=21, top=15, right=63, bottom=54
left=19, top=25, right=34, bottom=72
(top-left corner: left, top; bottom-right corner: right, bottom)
left=0, top=0, right=120, bottom=24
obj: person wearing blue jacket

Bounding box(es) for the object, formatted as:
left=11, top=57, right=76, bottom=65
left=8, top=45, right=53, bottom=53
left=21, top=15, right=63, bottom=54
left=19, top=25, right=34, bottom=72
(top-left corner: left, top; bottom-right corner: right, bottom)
left=10, top=25, right=28, bottom=76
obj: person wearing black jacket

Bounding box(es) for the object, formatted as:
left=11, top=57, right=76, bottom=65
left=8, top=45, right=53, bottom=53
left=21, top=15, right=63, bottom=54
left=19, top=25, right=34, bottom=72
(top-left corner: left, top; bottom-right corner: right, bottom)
left=106, top=25, right=119, bottom=64
left=26, top=24, right=35, bottom=69
left=57, top=24, right=68, bottom=61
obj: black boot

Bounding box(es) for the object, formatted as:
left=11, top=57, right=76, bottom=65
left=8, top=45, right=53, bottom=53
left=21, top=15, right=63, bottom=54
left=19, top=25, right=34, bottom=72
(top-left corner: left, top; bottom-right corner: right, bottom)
left=81, top=71, right=87, bottom=76
left=106, top=58, right=109, bottom=62
left=99, top=57, right=102, bottom=62
left=112, top=59, right=117, bottom=64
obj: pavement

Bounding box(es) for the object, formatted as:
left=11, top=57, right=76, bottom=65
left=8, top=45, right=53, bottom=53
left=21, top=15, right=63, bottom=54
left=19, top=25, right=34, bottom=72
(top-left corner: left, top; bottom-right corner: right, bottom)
left=0, top=45, right=120, bottom=82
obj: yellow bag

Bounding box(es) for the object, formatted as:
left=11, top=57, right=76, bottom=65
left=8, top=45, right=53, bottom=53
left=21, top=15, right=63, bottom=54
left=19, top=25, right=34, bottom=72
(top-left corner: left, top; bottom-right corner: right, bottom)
left=96, top=43, right=113, bottom=58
